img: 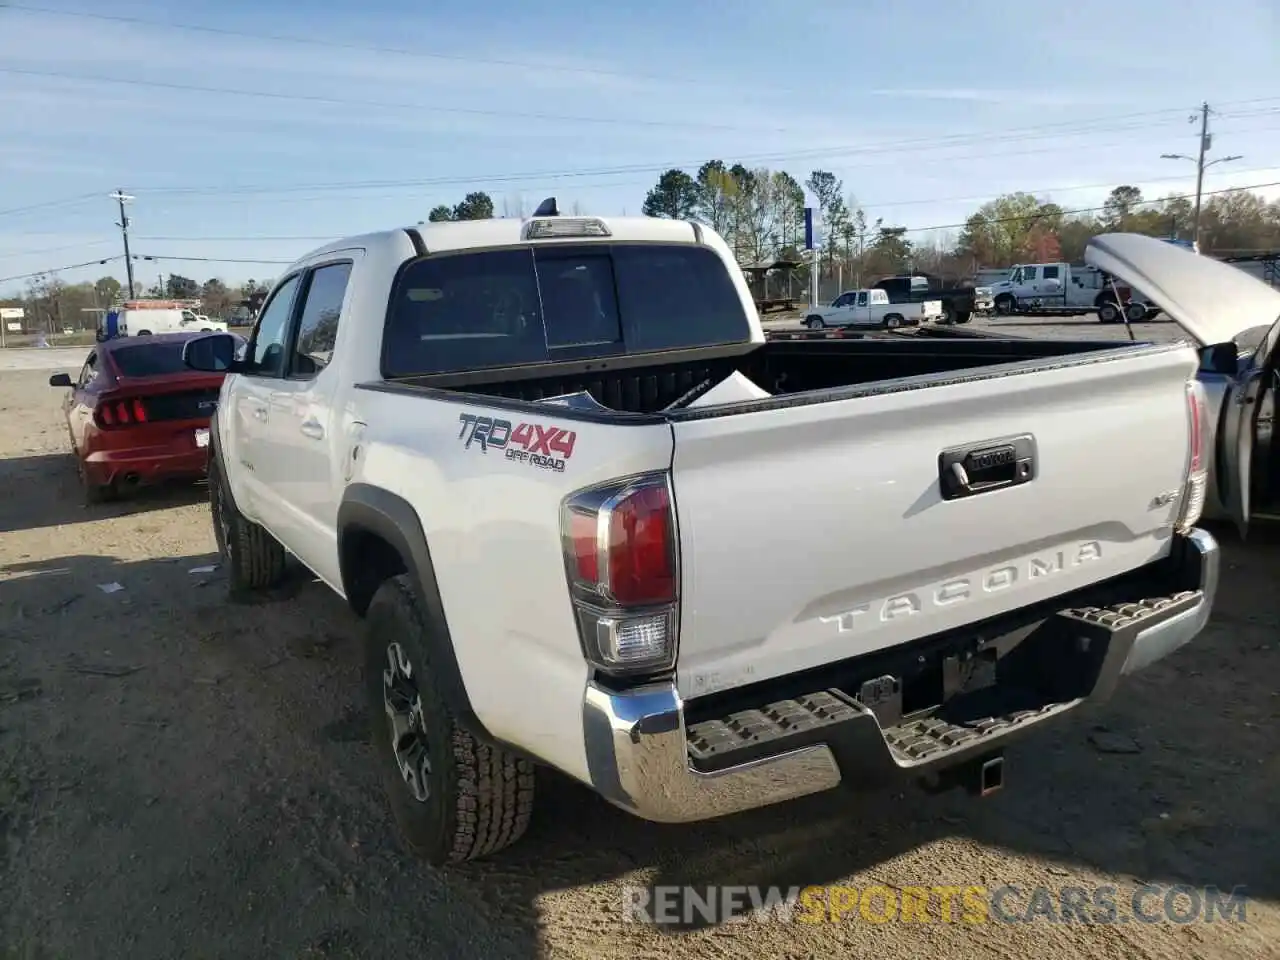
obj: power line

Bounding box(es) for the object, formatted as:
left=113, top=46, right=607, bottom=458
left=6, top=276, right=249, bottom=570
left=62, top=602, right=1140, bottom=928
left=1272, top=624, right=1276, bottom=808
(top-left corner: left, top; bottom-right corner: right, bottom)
left=126, top=162, right=1280, bottom=243
left=0, top=254, right=123, bottom=285
left=893, top=178, right=1280, bottom=236
left=123, top=108, right=1280, bottom=201
left=127, top=122, right=1280, bottom=216
left=0, top=252, right=294, bottom=286
left=1, top=238, right=115, bottom=258
left=134, top=254, right=295, bottom=265
left=1, top=2, right=752, bottom=92
left=0, top=105, right=1270, bottom=227
left=13, top=0, right=1280, bottom=142
left=9, top=178, right=1276, bottom=288
left=0, top=192, right=102, bottom=218
left=7, top=63, right=1278, bottom=155
left=0, top=66, right=802, bottom=134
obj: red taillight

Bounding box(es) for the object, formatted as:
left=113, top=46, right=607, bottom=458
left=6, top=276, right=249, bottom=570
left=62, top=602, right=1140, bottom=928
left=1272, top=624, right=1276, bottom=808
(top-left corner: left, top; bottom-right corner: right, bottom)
left=562, top=474, right=679, bottom=675
left=94, top=397, right=148, bottom=428
left=606, top=485, right=675, bottom=606
left=569, top=511, right=600, bottom=584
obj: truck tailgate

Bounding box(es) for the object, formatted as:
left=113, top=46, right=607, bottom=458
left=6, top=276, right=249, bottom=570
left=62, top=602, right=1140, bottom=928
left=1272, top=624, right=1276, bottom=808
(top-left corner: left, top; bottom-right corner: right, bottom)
left=668, top=346, right=1196, bottom=699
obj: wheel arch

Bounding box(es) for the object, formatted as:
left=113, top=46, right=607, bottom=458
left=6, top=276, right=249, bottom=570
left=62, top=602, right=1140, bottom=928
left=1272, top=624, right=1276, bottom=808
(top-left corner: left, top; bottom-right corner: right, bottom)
left=337, top=483, right=493, bottom=741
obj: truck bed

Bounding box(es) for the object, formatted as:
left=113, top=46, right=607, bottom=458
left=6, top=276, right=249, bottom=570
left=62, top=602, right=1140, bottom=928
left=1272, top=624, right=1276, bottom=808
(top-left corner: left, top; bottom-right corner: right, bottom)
left=357, top=332, right=1197, bottom=705
left=370, top=335, right=1170, bottom=419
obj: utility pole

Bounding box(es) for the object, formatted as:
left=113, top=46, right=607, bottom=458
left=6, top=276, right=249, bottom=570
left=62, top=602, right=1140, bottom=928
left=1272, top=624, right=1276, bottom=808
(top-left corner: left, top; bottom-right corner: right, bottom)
left=110, top=189, right=136, bottom=299
left=1161, top=102, right=1242, bottom=248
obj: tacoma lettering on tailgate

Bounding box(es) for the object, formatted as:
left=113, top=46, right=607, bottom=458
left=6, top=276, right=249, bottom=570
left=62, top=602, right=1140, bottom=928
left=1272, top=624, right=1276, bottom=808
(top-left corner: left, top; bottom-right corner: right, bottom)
left=457, top=412, right=577, bottom=474
left=820, top=541, right=1102, bottom=632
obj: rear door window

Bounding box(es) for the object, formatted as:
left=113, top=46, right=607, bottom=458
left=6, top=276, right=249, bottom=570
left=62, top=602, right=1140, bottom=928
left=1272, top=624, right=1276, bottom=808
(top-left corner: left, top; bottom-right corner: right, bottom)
left=383, top=242, right=751, bottom=378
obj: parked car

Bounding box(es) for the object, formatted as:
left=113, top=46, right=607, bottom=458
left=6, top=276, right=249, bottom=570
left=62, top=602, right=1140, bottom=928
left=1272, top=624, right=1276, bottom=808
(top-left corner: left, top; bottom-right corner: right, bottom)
left=47, top=331, right=242, bottom=503
left=1084, top=232, right=1280, bottom=536
left=181, top=208, right=1216, bottom=866
left=803, top=287, right=942, bottom=329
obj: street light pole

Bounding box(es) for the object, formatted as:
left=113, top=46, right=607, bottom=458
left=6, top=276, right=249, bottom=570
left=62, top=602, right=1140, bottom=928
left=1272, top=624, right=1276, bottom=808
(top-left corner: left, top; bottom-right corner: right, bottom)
left=1160, top=102, right=1242, bottom=247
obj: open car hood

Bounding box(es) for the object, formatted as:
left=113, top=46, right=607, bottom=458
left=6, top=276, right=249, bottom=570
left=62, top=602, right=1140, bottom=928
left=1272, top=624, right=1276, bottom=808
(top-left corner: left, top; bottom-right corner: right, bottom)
left=1085, top=232, right=1280, bottom=347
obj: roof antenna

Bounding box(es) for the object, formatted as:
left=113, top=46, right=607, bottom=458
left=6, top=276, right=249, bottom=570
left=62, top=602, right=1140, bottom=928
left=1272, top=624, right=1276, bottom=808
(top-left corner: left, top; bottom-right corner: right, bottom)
left=533, top=197, right=559, bottom=217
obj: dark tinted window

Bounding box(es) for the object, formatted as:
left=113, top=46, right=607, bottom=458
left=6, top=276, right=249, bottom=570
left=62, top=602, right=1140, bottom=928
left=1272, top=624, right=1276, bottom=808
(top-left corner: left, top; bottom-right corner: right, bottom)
left=110, top=342, right=190, bottom=377
left=383, top=243, right=749, bottom=377
left=293, top=262, right=351, bottom=375
left=610, top=245, right=747, bottom=352
left=537, top=252, right=621, bottom=347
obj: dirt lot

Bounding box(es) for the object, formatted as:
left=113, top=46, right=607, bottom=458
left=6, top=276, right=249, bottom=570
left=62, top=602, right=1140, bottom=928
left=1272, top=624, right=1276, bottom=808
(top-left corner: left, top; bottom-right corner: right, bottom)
left=1, top=361, right=1277, bottom=960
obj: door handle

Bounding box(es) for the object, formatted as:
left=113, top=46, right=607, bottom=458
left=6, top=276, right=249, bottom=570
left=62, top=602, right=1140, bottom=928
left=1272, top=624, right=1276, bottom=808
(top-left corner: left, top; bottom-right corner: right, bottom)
left=939, top=434, right=1036, bottom=501
left=300, top=419, right=325, bottom=440
left=250, top=406, right=268, bottom=422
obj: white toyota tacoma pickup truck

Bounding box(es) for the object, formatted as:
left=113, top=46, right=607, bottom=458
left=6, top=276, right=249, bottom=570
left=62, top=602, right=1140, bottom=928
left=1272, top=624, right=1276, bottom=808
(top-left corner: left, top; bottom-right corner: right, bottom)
left=182, top=205, right=1220, bottom=866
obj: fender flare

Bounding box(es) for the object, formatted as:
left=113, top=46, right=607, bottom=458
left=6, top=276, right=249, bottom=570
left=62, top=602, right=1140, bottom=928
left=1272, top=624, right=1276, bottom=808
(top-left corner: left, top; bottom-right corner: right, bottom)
left=336, top=483, right=492, bottom=741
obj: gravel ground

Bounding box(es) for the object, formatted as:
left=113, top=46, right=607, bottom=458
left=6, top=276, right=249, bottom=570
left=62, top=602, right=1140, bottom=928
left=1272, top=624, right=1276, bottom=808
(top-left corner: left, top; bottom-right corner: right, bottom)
left=1, top=346, right=1277, bottom=959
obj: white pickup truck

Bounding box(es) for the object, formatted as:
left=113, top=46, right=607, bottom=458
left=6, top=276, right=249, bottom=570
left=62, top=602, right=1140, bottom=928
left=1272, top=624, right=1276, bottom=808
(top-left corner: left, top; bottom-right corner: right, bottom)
left=182, top=207, right=1219, bottom=866
left=803, top=288, right=942, bottom=330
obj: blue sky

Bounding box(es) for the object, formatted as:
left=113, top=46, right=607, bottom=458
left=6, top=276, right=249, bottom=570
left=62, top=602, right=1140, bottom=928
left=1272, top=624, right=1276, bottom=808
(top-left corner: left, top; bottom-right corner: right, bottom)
left=2, top=0, right=1279, bottom=294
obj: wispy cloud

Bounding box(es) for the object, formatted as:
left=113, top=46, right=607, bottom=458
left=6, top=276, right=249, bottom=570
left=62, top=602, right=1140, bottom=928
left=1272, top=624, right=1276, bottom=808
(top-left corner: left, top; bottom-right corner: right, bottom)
left=870, top=88, right=1125, bottom=108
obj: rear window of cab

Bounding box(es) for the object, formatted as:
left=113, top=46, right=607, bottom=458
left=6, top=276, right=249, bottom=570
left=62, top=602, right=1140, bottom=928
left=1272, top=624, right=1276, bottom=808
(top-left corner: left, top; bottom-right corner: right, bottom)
left=381, top=243, right=751, bottom=378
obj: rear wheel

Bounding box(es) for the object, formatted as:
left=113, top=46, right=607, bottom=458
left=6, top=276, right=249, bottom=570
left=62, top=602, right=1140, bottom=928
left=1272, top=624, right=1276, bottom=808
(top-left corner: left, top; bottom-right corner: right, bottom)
left=135, top=329, right=152, bottom=336
left=209, top=455, right=288, bottom=597
left=1125, top=301, right=1147, bottom=323
left=884, top=314, right=903, bottom=329
left=1097, top=301, right=1121, bottom=324
left=938, top=306, right=953, bottom=324
left=365, top=575, right=535, bottom=865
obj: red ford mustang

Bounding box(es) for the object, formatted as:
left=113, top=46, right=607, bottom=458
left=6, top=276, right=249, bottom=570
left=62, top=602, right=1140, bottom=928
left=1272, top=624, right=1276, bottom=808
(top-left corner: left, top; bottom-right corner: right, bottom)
left=48, top=332, right=241, bottom=504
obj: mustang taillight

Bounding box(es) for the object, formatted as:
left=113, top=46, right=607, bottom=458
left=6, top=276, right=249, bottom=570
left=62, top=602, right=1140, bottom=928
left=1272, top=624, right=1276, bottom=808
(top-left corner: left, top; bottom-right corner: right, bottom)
left=1176, top=381, right=1209, bottom=533
left=95, top=398, right=148, bottom=428
left=561, top=473, right=679, bottom=676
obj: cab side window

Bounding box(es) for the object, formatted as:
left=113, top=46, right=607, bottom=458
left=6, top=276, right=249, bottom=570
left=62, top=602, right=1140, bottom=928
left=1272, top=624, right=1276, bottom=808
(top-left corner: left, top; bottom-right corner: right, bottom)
left=291, top=263, right=352, bottom=377
left=857, top=292, right=869, bottom=307
left=249, top=274, right=302, bottom=378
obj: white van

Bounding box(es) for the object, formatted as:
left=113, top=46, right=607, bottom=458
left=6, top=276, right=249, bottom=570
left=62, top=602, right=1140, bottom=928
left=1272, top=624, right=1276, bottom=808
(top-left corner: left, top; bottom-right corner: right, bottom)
left=119, top=308, right=228, bottom=337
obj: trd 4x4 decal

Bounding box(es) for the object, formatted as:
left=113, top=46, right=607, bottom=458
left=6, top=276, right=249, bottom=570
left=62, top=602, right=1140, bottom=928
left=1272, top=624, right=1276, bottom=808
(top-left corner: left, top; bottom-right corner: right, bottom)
left=457, top=412, right=577, bottom=474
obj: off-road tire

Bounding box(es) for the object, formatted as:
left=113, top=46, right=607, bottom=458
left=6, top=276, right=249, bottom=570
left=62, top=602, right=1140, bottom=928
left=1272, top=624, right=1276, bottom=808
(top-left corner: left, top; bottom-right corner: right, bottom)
left=208, top=455, right=287, bottom=596
left=365, top=574, right=535, bottom=865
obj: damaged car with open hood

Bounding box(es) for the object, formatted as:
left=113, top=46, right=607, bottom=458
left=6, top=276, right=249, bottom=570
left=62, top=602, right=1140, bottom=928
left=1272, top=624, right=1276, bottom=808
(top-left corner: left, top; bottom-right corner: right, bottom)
left=1083, top=232, right=1280, bottom=537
